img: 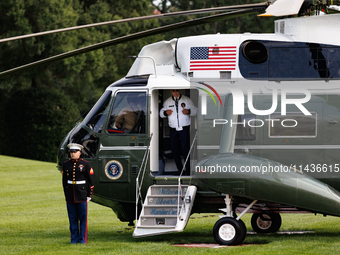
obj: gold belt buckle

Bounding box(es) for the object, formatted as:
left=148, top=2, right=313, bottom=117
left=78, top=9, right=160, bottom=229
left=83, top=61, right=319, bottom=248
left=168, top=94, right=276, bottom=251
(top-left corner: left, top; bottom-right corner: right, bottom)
left=72, top=181, right=76, bottom=184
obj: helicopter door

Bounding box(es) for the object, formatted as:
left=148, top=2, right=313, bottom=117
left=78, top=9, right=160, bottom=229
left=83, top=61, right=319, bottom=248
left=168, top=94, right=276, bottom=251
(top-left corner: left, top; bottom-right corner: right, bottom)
left=156, top=89, right=198, bottom=176
left=96, top=90, right=148, bottom=201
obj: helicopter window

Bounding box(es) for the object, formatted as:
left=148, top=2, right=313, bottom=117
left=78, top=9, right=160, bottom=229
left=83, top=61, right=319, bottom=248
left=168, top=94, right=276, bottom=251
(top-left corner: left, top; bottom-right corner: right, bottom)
left=235, top=114, right=256, bottom=141
left=84, top=91, right=112, bottom=133
left=242, top=41, right=268, bottom=64
left=107, top=92, right=147, bottom=134
left=67, top=125, right=99, bottom=158
left=239, top=40, right=340, bottom=80
left=269, top=112, right=317, bottom=138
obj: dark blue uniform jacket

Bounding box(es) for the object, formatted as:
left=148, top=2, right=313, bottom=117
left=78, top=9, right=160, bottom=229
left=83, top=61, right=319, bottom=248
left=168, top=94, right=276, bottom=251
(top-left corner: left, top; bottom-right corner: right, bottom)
left=62, top=158, right=94, bottom=203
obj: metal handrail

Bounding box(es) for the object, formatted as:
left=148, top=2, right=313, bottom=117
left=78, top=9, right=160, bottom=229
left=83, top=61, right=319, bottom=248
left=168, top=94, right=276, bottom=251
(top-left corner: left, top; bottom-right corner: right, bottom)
left=177, top=178, right=182, bottom=221
left=135, top=133, right=153, bottom=225
left=178, top=132, right=197, bottom=178
left=176, top=132, right=197, bottom=224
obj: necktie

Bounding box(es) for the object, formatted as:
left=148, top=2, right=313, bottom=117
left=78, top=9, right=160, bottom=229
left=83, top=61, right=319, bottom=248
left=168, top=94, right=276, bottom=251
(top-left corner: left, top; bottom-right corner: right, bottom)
left=175, top=98, right=178, bottom=113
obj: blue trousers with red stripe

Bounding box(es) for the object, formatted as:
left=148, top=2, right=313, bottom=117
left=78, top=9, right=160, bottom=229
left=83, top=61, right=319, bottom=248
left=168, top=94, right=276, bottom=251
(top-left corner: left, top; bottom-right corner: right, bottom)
left=66, top=202, right=88, bottom=244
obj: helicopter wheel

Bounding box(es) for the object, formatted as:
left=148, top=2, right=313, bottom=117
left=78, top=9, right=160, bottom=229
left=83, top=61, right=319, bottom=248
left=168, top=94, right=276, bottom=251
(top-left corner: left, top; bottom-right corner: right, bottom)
left=213, top=217, right=247, bottom=245
left=251, top=212, right=282, bottom=233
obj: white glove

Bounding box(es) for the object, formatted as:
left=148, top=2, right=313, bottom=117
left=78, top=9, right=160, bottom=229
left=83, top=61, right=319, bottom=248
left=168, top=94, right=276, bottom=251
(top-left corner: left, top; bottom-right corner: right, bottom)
left=87, top=197, right=91, bottom=202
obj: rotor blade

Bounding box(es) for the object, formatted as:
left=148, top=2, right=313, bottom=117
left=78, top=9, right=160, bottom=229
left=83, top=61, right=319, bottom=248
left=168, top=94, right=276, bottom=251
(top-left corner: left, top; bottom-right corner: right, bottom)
left=258, top=0, right=304, bottom=17
left=0, top=8, right=264, bottom=78
left=0, top=2, right=268, bottom=44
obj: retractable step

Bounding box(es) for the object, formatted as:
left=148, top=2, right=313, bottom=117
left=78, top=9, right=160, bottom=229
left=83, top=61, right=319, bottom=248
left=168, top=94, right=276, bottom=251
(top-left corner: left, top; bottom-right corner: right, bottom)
left=133, top=185, right=197, bottom=237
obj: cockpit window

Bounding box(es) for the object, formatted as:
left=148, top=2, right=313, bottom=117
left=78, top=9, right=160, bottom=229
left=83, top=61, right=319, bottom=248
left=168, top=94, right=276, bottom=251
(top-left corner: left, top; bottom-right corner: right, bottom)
left=107, top=92, right=147, bottom=134
left=83, top=91, right=112, bottom=133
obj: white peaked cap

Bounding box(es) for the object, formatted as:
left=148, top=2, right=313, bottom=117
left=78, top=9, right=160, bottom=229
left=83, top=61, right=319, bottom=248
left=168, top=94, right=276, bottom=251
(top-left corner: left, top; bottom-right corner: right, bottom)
left=67, top=143, right=84, bottom=151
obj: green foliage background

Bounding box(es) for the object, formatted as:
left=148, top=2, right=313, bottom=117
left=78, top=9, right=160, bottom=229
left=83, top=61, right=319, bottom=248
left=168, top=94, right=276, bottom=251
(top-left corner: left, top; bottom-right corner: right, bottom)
left=0, top=0, right=276, bottom=162
left=0, top=0, right=162, bottom=162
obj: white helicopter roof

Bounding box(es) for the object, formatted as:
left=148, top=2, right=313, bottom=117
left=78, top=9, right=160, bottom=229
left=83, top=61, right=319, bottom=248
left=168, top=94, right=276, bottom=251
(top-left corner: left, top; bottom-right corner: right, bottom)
left=126, top=13, right=340, bottom=81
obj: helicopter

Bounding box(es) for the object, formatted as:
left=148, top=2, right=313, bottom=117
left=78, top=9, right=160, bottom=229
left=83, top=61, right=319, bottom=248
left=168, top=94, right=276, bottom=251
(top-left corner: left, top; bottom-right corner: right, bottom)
left=2, top=0, right=340, bottom=246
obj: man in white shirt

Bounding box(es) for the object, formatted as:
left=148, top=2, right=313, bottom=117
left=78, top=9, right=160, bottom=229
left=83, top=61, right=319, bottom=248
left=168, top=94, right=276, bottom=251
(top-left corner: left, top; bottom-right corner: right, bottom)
left=160, top=89, right=197, bottom=175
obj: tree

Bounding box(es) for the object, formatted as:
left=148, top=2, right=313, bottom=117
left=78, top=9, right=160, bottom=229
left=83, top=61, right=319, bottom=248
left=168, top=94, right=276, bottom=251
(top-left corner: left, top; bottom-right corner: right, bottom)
left=0, top=0, right=163, bottom=162
left=0, top=0, right=275, bottom=162
left=1, top=88, right=80, bottom=162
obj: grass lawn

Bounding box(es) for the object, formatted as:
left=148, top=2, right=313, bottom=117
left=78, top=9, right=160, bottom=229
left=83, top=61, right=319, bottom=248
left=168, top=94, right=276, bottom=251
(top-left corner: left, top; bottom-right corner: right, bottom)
left=1, top=155, right=340, bottom=254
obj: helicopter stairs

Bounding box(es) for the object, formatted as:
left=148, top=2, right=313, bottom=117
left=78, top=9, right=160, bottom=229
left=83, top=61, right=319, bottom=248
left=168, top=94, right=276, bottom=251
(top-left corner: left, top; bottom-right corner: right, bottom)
left=133, top=184, right=197, bottom=237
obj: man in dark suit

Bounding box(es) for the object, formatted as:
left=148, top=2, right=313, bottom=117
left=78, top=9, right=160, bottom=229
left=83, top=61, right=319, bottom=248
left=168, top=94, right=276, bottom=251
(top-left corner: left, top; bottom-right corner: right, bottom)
left=62, top=143, right=94, bottom=244
left=160, top=89, right=197, bottom=175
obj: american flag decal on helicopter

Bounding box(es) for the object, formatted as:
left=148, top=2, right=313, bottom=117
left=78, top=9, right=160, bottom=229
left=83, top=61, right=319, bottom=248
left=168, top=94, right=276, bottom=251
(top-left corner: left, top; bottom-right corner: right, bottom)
left=189, top=46, right=236, bottom=71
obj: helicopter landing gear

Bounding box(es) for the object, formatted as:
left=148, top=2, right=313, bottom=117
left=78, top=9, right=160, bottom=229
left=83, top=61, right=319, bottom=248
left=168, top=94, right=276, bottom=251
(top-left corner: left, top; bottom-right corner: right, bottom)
left=213, top=195, right=257, bottom=245
left=213, top=217, right=246, bottom=245
left=251, top=212, right=282, bottom=233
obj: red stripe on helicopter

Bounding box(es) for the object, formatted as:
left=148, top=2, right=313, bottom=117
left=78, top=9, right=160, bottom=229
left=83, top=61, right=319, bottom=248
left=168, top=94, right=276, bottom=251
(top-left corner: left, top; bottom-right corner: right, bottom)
left=190, top=46, right=236, bottom=71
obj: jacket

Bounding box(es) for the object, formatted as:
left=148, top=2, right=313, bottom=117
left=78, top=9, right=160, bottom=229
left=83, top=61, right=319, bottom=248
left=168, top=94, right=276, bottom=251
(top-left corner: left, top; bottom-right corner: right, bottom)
left=62, top=158, right=94, bottom=203
left=160, top=94, right=197, bottom=130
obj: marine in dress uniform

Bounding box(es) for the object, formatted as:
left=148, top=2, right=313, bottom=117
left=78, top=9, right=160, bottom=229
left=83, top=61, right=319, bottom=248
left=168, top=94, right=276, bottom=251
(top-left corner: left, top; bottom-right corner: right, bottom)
left=160, top=89, right=197, bottom=175
left=62, top=143, right=94, bottom=244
